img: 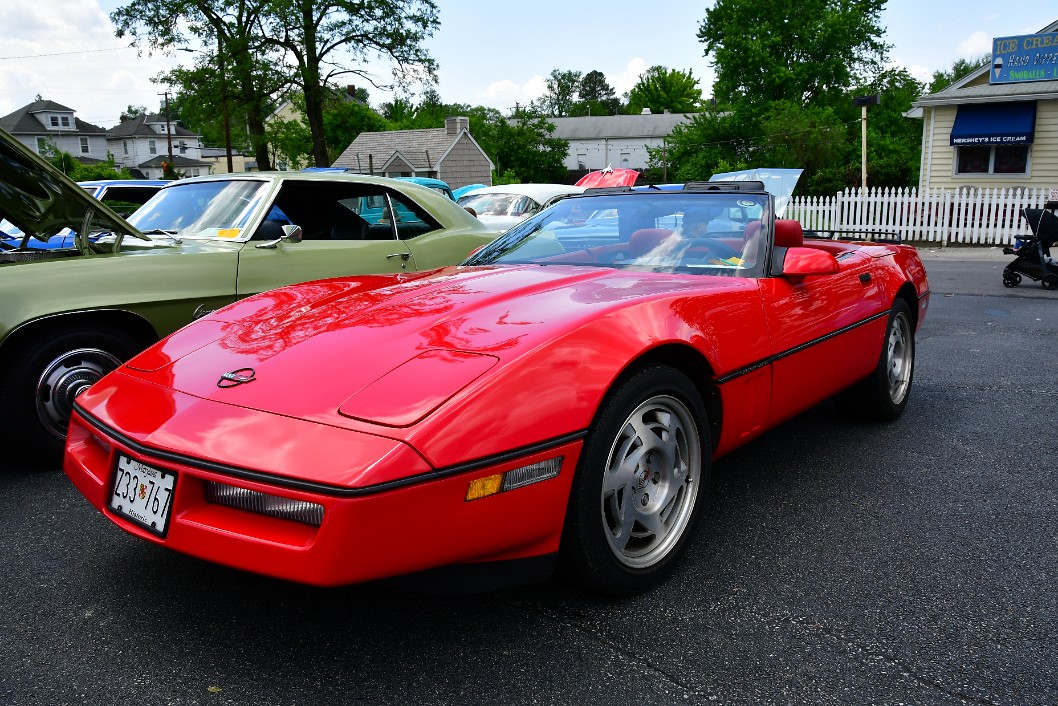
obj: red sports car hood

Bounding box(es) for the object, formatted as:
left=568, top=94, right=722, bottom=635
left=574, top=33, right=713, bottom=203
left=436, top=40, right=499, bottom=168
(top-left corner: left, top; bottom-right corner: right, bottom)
left=114, top=265, right=742, bottom=430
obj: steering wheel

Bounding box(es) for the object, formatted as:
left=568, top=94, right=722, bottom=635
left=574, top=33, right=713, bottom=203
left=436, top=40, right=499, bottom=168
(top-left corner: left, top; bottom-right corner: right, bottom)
left=678, top=237, right=743, bottom=264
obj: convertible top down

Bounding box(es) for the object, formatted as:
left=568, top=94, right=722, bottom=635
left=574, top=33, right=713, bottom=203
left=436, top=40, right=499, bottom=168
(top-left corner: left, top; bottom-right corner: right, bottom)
left=65, top=176, right=930, bottom=594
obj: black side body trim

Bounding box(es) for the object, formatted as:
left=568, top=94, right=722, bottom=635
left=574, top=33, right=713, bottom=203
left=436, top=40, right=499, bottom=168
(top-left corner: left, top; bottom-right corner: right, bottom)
left=715, top=310, right=889, bottom=384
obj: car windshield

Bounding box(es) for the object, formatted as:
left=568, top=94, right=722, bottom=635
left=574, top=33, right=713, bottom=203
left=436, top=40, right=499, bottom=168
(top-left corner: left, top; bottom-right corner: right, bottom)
left=464, top=191, right=772, bottom=277
left=127, top=179, right=269, bottom=239
left=458, top=192, right=538, bottom=218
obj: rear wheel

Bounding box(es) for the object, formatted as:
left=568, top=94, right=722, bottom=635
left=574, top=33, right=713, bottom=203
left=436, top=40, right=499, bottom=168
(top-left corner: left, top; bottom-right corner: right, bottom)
left=561, top=365, right=709, bottom=594
left=0, top=326, right=140, bottom=466
left=836, top=299, right=915, bottom=421
left=1042, top=274, right=1058, bottom=291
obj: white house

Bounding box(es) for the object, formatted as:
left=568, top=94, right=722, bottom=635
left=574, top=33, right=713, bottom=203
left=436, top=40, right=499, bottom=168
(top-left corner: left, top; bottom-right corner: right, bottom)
left=106, top=114, right=211, bottom=179
left=548, top=111, right=698, bottom=179
left=0, top=100, right=109, bottom=163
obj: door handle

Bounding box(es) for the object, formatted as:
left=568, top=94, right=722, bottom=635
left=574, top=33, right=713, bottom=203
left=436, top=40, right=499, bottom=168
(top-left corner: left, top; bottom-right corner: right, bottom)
left=386, top=252, right=411, bottom=261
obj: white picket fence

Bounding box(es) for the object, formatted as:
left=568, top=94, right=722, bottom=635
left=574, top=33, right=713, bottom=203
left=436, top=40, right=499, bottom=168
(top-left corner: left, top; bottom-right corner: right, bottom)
left=787, top=186, right=1053, bottom=245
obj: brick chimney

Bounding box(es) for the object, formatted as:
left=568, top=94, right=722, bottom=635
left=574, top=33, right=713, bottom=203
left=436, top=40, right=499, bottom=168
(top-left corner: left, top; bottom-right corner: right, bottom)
left=446, top=116, right=469, bottom=135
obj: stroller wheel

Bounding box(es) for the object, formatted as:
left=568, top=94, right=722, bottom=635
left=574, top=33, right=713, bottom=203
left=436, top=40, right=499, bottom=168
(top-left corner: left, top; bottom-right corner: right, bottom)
left=1003, top=272, right=1021, bottom=288
left=1043, top=274, right=1058, bottom=291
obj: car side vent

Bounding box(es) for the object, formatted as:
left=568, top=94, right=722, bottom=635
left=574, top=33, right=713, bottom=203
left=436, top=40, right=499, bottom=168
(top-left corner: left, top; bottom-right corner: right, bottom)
left=683, top=180, right=766, bottom=192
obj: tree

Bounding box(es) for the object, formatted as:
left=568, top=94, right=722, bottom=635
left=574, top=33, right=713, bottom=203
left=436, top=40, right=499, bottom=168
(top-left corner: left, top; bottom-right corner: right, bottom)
left=121, top=105, right=148, bottom=121
left=697, top=0, right=889, bottom=108
left=262, top=0, right=440, bottom=166
left=928, top=55, right=989, bottom=93
left=626, top=66, right=703, bottom=114
left=574, top=70, right=621, bottom=116
left=112, top=0, right=287, bottom=170
left=537, top=69, right=582, bottom=117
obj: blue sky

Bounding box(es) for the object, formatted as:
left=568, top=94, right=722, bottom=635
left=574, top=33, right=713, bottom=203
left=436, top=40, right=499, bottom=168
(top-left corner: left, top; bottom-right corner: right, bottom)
left=1, top=0, right=1055, bottom=129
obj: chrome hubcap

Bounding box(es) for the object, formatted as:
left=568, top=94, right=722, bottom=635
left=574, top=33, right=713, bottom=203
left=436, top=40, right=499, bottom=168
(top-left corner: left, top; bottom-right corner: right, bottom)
left=886, top=312, right=913, bottom=405
left=36, top=347, right=122, bottom=439
left=601, top=394, right=701, bottom=568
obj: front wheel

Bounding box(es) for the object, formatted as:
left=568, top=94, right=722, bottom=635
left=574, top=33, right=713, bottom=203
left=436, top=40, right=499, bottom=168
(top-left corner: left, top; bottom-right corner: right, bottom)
left=836, top=299, right=915, bottom=421
left=1002, top=272, right=1021, bottom=288
left=0, top=326, right=141, bottom=465
left=560, top=365, right=709, bottom=595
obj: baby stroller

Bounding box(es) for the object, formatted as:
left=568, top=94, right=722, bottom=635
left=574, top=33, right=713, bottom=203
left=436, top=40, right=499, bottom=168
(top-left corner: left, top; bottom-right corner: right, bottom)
left=1003, top=208, right=1058, bottom=290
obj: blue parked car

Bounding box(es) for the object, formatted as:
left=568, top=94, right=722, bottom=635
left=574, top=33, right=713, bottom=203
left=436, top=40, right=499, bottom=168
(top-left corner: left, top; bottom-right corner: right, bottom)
left=1, top=179, right=167, bottom=249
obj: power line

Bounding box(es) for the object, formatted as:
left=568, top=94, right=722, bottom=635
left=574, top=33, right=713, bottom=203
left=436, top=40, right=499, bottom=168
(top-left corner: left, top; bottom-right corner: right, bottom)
left=0, top=47, right=132, bottom=61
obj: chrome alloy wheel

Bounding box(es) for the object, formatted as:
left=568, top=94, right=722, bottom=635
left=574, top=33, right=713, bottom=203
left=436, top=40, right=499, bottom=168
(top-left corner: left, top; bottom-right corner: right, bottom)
left=601, top=394, right=702, bottom=569
left=36, top=347, right=122, bottom=439
left=886, top=311, right=913, bottom=405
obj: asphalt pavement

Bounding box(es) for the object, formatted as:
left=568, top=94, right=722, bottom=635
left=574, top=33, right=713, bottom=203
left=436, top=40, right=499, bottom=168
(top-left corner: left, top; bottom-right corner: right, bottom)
left=1, top=250, right=1055, bottom=705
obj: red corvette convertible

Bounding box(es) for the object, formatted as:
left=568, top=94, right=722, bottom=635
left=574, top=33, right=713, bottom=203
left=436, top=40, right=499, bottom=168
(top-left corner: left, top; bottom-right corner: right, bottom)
left=65, top=176, right=929, bottom=594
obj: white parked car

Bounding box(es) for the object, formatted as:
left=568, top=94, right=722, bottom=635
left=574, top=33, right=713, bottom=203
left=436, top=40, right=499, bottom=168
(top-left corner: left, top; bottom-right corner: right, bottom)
left=457, top=183, right=585, bottom=230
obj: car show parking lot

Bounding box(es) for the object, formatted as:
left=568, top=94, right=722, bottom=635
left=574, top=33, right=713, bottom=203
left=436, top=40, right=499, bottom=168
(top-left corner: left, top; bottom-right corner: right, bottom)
left=1, top=249, right=1056, bottom=705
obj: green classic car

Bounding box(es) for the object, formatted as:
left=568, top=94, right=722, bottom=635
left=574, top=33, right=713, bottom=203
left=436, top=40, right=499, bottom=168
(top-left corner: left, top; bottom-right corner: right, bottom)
left=0, top=127, right=498, bottom=463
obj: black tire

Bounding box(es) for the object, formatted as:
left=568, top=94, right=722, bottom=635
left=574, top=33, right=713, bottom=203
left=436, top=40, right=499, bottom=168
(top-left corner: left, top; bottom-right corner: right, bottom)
left=836, top=299, right=915, bottom=421
left=1002, top=272, right=1021, bottom=288
left=1042, top=274, right=1058, bottom=291
left=560, top=364, right=710, bottom=595
left=0, top=326, right=140, bottom=466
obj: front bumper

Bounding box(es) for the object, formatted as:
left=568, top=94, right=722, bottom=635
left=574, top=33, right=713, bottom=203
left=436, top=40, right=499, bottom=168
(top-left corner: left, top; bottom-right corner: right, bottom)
left=64, top=409, right=582, bottom=587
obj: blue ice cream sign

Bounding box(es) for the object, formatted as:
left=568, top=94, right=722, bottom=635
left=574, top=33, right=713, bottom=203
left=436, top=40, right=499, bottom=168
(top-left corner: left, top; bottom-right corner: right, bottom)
left=991, top=32, right=1058, bottom=83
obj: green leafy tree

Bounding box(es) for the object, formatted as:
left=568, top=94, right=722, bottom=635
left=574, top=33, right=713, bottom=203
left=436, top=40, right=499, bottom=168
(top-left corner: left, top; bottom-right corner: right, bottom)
left=697, top=0, right=889, bottom=107
left=112, top=0, right=286, bottom=171
left=572, top=70, right=621, bottom=116
left=262, top=0, right=440, bottom=166
left=537, top=69, right=582, bottom=117
left=626, top=66, right=703, bottom=114
left=928, top=55, right=989, bottom=93
left=40, top=145, right=132, bottom=181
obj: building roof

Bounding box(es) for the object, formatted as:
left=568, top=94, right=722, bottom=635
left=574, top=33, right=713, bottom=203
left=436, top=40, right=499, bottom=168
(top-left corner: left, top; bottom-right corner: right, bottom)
left=547, top=112, right=697, bottom=140
left=333, top=126, right=464, bottom=171
left=0, top=100, right=106, bottom=135
left=107, top=114, right=200, bottom=139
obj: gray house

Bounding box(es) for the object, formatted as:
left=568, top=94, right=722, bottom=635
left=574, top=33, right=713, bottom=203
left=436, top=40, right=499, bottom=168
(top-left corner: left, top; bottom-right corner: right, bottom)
left=548, top=111, right=698, bottom=178
left=332, top=116, right=493, bottom=188
left=0, top=100, right=109, bottom=163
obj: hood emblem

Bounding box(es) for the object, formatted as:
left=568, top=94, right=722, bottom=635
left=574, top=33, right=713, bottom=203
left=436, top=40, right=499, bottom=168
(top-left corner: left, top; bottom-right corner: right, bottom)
left=218, top=368, right=256, bottom=388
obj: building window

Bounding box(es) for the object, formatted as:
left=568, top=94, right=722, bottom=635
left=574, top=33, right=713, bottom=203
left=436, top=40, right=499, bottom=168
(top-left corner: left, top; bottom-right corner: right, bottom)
left=149, top=139, right=157, bottom=155
left=50, top=116, right=59, bottom=127
left=123, top=140, right=128, bottom=156
left=61, top=116, right=70, bottom=127
left=37, top=137, right=48, bottom=153
left=576, top=152, right=587, bottom=170
left=80, top=137, right=89, bottom=154
left=178, top=141, right=187, bottom=155
left=956, top=145, right=1029, bottom=175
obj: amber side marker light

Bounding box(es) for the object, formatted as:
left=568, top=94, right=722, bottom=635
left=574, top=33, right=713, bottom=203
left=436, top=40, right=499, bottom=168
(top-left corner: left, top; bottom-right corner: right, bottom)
left=465, top=457, right=563, bottom=502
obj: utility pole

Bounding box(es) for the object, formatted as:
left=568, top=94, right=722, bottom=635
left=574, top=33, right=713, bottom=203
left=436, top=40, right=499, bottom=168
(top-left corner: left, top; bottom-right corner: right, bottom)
left=160, top=91, right=174, bottom=164
left=217, top=35, right=233, bottom=173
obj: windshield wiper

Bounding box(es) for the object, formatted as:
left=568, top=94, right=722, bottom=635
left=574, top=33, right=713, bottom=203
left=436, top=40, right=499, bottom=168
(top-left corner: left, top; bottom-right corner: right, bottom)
left=141, top=229, right=182, bottom=243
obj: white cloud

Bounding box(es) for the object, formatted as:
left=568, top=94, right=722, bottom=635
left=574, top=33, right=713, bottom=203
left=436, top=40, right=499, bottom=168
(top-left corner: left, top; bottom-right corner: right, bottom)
left=956, top=31, right=992, bottom=58
left=0, top=0, right=185, bottom=127
left=609, top=58, right=649, bottom=96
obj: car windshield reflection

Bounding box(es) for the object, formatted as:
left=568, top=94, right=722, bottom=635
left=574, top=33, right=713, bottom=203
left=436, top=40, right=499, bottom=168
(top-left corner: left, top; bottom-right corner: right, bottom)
left=127, top=180, right=268, bottom=240
left=465, top=191, right=772, bottom=277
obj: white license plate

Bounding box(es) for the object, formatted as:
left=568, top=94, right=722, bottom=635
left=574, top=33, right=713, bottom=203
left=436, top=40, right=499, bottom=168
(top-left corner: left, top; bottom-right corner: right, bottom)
left=109, top=455, right=177, bottom=537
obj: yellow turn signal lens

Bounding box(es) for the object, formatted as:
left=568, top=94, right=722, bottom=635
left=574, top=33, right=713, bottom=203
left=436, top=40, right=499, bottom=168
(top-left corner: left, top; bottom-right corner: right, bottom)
left=465, top=474, right=504, bottom=501
left=465, top=457, right=563, bottom=502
